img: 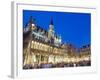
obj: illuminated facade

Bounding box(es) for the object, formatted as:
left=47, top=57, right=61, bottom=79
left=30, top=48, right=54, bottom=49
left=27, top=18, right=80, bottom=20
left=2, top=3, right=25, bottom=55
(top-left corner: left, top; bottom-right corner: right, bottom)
left=23, top=16, right=91, bottom=69
left=78, top=44, right=91, bottom=64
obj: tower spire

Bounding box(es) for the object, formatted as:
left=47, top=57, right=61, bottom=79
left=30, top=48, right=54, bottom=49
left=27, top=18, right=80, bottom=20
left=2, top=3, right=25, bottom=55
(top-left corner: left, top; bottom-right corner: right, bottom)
left=29, top=16, right=36, bottom=24
left=29, top=16, right=36, bottom=31
left=50, top=18, right=53, bottom=25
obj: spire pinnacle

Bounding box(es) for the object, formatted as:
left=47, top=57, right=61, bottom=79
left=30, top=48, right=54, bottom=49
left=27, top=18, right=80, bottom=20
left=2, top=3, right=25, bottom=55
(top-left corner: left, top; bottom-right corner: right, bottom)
left=29, top=16, right=36, bottom=24
left=50, top=18, right=53, bottom=25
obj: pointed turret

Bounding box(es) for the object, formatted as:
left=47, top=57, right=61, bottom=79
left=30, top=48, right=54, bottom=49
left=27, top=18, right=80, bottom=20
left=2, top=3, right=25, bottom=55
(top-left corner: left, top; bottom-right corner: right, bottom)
left=50, top=18, right=53, bottom=25
left=48, top=18, right=55, bottom=43
left=49, top=18, right=54, bottom=31
left=29, top=16, right=36, bottom=24
left=29, top=16, right=36, bottom=31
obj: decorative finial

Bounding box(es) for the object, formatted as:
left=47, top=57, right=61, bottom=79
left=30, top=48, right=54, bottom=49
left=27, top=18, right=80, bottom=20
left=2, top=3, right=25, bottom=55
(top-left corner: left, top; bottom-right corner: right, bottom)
left=50, top=18, right=53, bottom=25
left=29, top=16, right=36, bottom=24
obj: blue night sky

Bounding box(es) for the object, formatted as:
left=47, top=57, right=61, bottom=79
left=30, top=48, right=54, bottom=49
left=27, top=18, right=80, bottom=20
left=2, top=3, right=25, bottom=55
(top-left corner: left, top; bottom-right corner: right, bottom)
left=23, top=10, right=91, bottom=48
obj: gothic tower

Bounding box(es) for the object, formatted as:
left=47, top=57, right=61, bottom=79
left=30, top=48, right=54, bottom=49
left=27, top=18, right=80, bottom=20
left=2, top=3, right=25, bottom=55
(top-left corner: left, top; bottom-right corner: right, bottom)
left=48, top=19, right=55, bottom=43
left=29, top=16, right=36, bottom=31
